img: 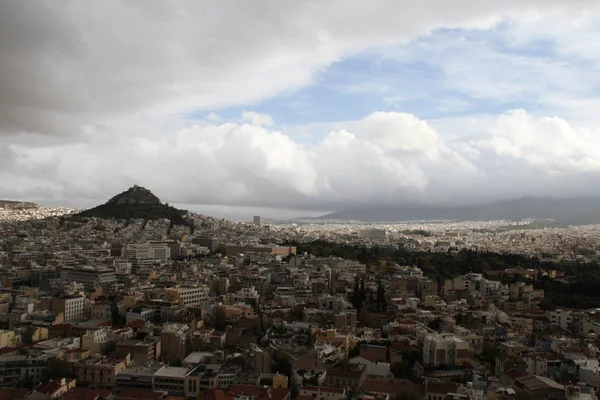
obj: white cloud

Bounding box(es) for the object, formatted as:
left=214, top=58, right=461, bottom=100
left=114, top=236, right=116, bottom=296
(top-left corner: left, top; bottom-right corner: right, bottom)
left=206, top=113, right=222, bottom=123
left=1, top=0, right=599, bottom=138
left=370, top=12, right=600, bottom=125
left=3, top=109, right=600, bottom=211
left=241, top=111, right=274, bottom=127
left=459, top=109, right=600, bottom=173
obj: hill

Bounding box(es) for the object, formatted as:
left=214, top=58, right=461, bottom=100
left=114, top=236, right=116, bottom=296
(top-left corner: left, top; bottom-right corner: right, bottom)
left=0, top=200, right=38, bottom=209
left=319, top=197, right=600, bottom=224
left=106, top=185, right=161, bottom=205
left=75, top=185, right=188, bottom=224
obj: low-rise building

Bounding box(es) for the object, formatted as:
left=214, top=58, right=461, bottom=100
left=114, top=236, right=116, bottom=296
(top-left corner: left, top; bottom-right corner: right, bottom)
left=115, top=361, right=165, bottom=392
left=74, top=354, right=129, bottom=389
left=153, top=366, right=190, bottom=396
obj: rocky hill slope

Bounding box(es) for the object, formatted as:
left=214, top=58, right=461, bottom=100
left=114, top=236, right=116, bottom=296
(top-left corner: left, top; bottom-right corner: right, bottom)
left=75, top=185, right=188, bottom=224
left=0, top=200, right=39, bottom=209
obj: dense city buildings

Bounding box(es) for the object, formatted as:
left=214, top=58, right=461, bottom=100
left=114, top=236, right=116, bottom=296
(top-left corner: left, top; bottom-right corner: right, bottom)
left=0, top=197, right=599, bottom=400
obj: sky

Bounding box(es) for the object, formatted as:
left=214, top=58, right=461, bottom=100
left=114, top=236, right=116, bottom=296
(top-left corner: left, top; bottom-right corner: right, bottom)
left=2, top=1, right=600, bottom=220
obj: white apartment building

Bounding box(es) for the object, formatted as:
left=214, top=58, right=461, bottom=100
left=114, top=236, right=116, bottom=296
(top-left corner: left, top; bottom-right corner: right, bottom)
left=235, top=287, right=259, bottom=302
left=165, top=287, right=210, bottom=309
left=52, top=295, right=85, bottom=323
left=464, top=273, right=486, bottom=297
left=114, top=260, right=132, bottom=275
left=125, top=243, right=171, bottom=261
left=454, top=326, right=484, bottom=355
left=60, top=266, right=117, bottom=289
left=395, top=265, right=424, bottom=279
left=549, top=308, right=575, bottom=330
left=520, top=354, right=562, bottom=377
left=330, top=260, right=367, bottom=274
left=82, top=328, right=113, bottom=355
left=462, top=273, right=503, bottom=298
left=423, top=333, right=473, bottom=367
left=276, top=294, right=296, bottom=308
left=126, top=309, right=154, bottom=323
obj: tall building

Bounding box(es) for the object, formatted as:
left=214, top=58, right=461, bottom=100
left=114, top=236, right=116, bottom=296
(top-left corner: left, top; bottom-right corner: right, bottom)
left=29, top=267, right=58, bottom=289
left=213, top=277, right=230, bottom=296
left=51, top=295, right=85, bottom=323
left=422, top=333, right=473, bottom=367
left=161, top=323, right=189, bottom=363
left=91, top=301, right=113, bottom=322
left=253, top=216, right=261, bottom=226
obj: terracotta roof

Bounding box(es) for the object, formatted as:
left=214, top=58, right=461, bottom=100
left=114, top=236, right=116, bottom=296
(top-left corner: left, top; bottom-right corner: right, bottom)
left=205, top=389, right=234, bottom=400
left=515, top=375, right=564, bottom=391
left=505, top=368, right=526, bottom=381
left=62, top=387, right=111, bottom=400
left=36, top=381, right=62, bottom=396
left=361, top=378, right=423, bottom=398
left=115, top=390, right=166, bottom=400
left=0, top=388, right=28, bottom=400
left=396, top=319, right=417, bottom=325
left=0, top=347, right=16, bottom=355
left=127, top=319, right=147, bottom=329
left=51, top=323, right=72, bottom=329
left=228, top=385, right=290, bottom=400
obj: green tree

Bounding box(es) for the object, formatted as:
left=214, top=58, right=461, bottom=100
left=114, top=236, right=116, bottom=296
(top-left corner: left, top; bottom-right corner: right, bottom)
left=428, top=318, right=443, bottom=332
left=351, top=276, right=364, bottom=312
left=376, top=280, right=387, bottom=312
left=272, top=350, right=292, bottom=377
left=482, top=343, right=498, bottom=365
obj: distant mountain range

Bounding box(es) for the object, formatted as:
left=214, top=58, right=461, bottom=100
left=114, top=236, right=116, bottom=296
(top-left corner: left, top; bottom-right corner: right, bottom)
left=318, top=197, right=600, bottom=224
left=75, top=185, right=189, bottom=224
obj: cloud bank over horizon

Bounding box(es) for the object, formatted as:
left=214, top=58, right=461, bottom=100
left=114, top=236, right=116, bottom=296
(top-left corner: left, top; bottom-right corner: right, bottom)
left=2, top=1, right=600, bottom=217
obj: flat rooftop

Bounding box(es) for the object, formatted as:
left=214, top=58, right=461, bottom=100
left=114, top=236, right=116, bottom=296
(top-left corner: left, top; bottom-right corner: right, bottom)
left=119, top=361, right=166, bottom=376
left=182, top=352, right=213, bottom=365
left=154, top=366, right=190, bottom=378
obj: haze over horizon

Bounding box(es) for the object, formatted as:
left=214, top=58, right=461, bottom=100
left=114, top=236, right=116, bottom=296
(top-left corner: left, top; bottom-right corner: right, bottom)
left=3, top=1, right=600, bottom=219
